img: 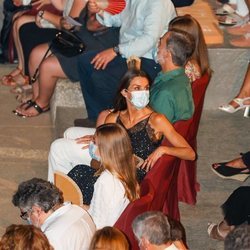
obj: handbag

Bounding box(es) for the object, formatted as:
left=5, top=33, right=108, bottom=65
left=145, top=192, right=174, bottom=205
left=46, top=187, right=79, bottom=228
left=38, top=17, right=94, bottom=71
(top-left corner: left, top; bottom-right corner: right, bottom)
left=30, top=29, right=85, bottom=84
left=51, top=29, right=86, bottom=57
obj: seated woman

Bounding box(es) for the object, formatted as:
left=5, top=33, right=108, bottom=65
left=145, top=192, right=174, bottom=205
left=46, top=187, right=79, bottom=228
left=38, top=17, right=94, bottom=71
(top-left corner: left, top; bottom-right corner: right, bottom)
left=13, top=1, right=119, bottom=117
left=81, top=123, right=140, bottom=229
left=49, top=70, right=195, bottom=204
left=207, top=186, right=250, bottom=241
left=1, top=0, right=74, bottom=88
left=168, top=14, right=211, bottom=83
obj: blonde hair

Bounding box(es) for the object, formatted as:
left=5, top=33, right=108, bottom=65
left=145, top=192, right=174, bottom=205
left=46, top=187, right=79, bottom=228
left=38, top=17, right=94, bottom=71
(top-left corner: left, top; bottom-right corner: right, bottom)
left=0, top=224, right=53, bottom=250
left=169, top=14, right=211, bottom=76
left=96, top=123, right=140, bottom=202
left=89, top=227, right=129, bottom=250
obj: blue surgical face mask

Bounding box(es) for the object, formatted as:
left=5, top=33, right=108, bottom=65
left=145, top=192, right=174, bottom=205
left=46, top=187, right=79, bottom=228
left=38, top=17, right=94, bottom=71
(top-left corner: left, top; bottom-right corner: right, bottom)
left=88, top=141, right=100, bottom=161
left=127, top=90, right=150, bottom=110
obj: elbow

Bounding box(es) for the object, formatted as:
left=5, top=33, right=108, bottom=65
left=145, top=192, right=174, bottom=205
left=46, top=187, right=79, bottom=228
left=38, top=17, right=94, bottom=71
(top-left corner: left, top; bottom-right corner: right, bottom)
left=188, top=148, right=196, bottom=161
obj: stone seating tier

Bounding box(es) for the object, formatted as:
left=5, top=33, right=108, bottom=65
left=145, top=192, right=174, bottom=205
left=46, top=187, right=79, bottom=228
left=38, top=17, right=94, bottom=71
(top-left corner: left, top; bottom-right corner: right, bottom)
left=51, top=48, right=249, bottom=126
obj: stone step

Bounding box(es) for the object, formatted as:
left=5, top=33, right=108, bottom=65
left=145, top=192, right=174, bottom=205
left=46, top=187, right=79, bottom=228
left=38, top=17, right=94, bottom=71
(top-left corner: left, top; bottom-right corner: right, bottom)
left=0, top=147, right=48, bottom=161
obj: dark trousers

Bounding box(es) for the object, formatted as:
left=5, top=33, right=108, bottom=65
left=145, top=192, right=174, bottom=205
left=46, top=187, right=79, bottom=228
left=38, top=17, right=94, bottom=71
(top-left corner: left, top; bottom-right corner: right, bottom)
left=171, top=0, right=194, bottom=7
left=78, top=52, right=161, bottom=120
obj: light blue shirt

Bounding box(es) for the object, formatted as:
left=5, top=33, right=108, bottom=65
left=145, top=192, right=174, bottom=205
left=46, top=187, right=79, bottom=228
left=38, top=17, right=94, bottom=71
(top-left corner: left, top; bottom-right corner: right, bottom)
left=97, top=0, right=176, bottom=59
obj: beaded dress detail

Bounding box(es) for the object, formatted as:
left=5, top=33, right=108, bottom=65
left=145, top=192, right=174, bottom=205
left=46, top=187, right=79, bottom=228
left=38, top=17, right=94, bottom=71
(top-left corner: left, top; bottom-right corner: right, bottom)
left=68, top=113, right=162, bottom=204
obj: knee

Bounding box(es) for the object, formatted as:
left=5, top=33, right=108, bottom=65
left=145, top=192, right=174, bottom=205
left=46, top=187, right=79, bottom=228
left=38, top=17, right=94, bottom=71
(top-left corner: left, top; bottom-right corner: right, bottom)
left=50, top=138, right=65, bottom=156
left=78, top=51, right=97, bottom=71
left=64, top=127, right=78, bottom=139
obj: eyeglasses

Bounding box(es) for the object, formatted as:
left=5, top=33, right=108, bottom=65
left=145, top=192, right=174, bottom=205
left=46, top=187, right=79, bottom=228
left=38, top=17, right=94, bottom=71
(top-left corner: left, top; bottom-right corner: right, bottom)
left=20, top=209, right=32, bottom=220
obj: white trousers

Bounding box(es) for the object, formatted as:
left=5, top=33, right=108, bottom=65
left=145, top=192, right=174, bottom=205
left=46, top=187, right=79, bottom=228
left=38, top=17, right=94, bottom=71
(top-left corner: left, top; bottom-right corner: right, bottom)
left=48, top=127, right=96, bottom=182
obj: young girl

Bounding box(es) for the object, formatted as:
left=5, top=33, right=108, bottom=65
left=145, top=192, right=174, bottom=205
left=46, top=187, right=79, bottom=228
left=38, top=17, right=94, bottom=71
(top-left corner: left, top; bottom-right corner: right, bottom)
left=89, top=226, right=129, bottom=250
left=83, top=123, right=140, bottom=229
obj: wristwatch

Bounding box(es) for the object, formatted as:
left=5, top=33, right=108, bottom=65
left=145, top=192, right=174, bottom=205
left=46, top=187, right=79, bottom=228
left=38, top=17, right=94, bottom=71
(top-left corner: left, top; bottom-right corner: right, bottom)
left=113, top=45, right=120, bottom=55
left=38, top=10, right=44, bottom=19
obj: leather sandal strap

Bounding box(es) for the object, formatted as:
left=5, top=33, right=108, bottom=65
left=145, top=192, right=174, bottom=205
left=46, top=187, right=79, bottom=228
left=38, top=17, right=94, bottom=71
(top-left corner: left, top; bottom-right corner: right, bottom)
left=32, top=101, right=44, bottom=114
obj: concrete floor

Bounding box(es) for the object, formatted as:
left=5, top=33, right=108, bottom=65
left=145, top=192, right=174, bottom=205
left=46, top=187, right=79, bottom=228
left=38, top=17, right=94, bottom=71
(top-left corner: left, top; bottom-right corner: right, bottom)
left=0, top=63, right=249, bottom=250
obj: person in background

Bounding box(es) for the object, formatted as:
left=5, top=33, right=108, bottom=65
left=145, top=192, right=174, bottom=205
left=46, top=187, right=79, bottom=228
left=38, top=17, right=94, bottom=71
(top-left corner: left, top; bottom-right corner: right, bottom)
left=224, top=224, right=250, bottom=250
left=149, top=29, right=195, bottom=124
left=1, top=0, right=70, bottom=87
left=48, top=70, right=195, bottom=201
left=0, top=224, right=53, bottom=250
left=12, top=178, right=95, bottom=250
left=89, top=226, right=129, bottom=250
left=219, top=62, right=250, bottom=114
left=207, top=186, right=250, bottom=241
left=168, top=15, right=211, bottom=83
left=13, top=0, right=119, bottom=118
left=76, top=0, right=176, bottom=125
left=132, top=211, right=186, bottom=250
left=80, top=123, right=140, bottom=229
left=211, top=150, right=250, bottom=181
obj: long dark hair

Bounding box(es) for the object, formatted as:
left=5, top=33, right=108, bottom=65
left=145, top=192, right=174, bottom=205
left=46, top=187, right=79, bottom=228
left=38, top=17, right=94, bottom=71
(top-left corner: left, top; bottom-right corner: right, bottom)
left=169, top=14, right=211, bottom=76
left=113, top=69, right=151, bottom=112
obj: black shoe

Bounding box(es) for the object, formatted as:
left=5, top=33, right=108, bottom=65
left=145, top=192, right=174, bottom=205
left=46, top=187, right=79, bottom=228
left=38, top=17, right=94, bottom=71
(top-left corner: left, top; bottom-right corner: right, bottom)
left=74, top=118, right=96, bottom=128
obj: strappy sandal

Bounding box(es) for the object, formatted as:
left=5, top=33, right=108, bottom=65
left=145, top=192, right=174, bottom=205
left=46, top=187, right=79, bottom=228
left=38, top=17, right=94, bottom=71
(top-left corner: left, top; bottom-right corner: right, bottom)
left=207, top=223, right=225, bottom=241
left=211, top=163, right=250, bottom=182
left=13, top=101, right=50, bottom=118
left=218, top=97, right=250, bottom=113
left=2, top=70, right=29, bottom=87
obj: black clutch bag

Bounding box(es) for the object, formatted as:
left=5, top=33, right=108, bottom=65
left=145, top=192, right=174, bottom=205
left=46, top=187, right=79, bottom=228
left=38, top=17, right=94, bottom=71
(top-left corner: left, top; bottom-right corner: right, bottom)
left=51, top=29, right=86, bottom=57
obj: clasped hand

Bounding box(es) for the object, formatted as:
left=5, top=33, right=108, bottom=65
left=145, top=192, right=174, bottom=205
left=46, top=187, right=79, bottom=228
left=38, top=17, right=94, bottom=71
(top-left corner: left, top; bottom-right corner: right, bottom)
left=141, top=146, right=166, bottom=172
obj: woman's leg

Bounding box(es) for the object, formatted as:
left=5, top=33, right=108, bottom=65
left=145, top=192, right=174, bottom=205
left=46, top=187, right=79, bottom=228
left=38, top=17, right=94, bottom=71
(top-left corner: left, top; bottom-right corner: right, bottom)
left=15, top=43, right=50, bottom=111
left=28, top=43, right=52, bottom=100
left=18, top=50, right=67, bottom=116
left=13, top=15, right=35, bottom=75
left=229, top=63, right=250, bottom=107
left=1, top=15, right=34, bottom=85
left=48, top=127, right=95, bottom=182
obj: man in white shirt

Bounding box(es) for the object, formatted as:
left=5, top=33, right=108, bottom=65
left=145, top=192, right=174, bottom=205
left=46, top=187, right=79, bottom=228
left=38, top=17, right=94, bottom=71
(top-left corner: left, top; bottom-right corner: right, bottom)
left=12, top=178, right=95, bottom=250
left=77, top=0, right=176, bottom=124
left=132, top=211, right=181, bottom=250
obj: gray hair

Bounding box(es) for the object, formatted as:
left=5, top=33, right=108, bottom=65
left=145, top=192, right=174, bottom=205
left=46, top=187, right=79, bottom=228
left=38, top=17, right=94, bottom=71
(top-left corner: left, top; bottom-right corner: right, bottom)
left=224, top=224, right=250, bottom=250
left=132, top=211, right=171, bottom=245
left=12, top=178, right=63, bottom=212
left=166, top=29, right=195, bottom=67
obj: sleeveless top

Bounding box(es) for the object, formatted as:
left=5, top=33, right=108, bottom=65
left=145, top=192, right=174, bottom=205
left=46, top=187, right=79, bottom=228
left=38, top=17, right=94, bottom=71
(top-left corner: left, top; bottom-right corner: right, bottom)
left=117, top=113, right=162, bottom=160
